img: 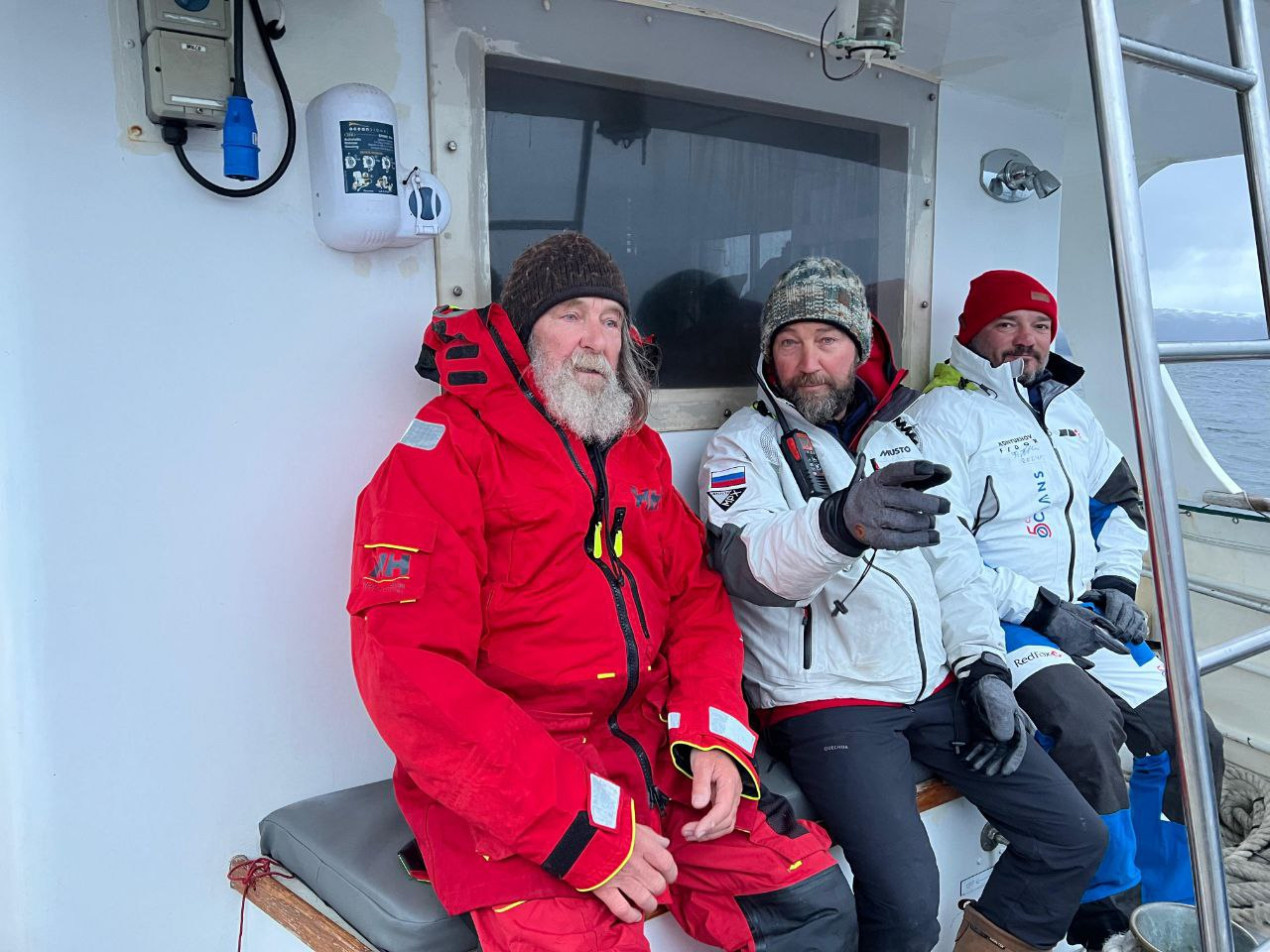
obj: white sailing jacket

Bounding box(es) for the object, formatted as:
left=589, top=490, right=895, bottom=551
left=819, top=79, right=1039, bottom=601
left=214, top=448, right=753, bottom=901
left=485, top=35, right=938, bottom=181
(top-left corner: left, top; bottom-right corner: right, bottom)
left=901, top=340, right=1148, bottom=624
left=698, top=390, right=1005, bottom=710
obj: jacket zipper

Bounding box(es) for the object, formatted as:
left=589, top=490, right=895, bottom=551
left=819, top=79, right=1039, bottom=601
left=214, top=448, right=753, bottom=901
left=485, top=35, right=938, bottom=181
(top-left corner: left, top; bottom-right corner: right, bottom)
left=1015, top=387, right=1080, bottom=600
left=871, top=562, right=927, bottom=702
left=485, top=316, right=662, bottom=809
left=586, top=443, right=662, bottom=811
left=802, top=606, right=814, bottom=669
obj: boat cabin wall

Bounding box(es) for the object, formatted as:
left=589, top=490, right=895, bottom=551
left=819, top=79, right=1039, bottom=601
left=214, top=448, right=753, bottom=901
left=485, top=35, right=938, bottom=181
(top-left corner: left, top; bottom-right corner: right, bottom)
left=1, top=3, right=434, bottom=950
left=0, top=3, right=1154, bottom=951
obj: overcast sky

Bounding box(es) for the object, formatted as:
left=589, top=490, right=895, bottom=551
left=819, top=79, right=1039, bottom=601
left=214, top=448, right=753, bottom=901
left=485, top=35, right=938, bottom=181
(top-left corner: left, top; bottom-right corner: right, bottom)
left=1141, top=154, right=1264, bottom=315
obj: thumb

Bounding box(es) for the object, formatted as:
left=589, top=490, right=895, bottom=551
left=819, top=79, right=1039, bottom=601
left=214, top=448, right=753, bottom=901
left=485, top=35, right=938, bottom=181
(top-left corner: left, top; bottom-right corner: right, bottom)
left=691, top=760, right=713, bottom=809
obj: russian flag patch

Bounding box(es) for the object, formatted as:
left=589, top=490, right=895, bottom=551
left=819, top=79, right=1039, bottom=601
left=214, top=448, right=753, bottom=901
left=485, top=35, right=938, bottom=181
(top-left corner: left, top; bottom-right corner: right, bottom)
left=708, top=466, right=747, bottom=510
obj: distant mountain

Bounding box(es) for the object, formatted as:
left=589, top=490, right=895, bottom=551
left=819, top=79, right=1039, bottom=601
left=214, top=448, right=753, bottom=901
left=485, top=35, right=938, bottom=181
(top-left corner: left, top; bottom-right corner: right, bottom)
left=1155, top=308, right=1268, bottom=342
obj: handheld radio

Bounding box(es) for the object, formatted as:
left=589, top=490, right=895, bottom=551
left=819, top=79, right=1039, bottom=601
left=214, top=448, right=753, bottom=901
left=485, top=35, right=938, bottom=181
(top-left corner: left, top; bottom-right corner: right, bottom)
left=753, top=369, right=832, bottom=500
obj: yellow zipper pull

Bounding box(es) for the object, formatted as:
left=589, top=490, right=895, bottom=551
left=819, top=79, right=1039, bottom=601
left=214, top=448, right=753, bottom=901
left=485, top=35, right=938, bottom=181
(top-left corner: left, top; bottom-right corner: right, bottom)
left=614, top=529, right=624, bottom=558
left=592, top=521, right=604, bottom=559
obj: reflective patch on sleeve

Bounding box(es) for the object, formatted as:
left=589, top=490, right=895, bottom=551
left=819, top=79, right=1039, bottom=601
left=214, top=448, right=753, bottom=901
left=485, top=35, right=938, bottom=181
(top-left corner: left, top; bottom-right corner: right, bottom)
left=666, top=712, right=681, bottom=729
left=400, top=419, right=446, bottom=451
left=708, top=707, right=757, bottom=755
left=589, top=774, right=620, bottom=831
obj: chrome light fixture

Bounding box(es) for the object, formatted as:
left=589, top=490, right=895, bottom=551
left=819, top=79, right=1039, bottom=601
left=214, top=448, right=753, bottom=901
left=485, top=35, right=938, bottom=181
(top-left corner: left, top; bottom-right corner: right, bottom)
left=980, top=149, right=1062, bottom=203
left=831, top=0, right=906, bottom=62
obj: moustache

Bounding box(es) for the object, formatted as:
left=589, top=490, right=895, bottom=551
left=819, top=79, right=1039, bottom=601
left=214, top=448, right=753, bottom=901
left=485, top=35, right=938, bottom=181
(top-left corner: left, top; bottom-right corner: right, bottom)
left=568, top=352, right=617, bottom=380
left=789, top=373, right=832, bottom=388
left=1006, top=348, right=1041, bottom=361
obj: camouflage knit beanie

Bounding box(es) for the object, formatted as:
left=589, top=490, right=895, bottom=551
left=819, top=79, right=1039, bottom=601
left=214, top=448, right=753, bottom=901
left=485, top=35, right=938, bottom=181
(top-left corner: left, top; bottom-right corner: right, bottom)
left=760, top=257, right=872, bottom=365
left=499, top=232, right=630, bottom=343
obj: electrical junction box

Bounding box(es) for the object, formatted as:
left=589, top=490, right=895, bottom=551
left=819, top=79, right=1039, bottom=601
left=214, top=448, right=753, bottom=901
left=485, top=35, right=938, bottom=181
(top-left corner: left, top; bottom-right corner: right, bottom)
left=141, top=30, right=231, bottom=126
left=138, top=0, right=232, bottom=41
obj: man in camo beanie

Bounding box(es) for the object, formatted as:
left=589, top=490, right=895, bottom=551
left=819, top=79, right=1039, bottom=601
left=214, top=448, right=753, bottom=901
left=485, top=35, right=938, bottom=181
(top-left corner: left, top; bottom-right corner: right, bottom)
left=760, top=257, right=873, bottom=367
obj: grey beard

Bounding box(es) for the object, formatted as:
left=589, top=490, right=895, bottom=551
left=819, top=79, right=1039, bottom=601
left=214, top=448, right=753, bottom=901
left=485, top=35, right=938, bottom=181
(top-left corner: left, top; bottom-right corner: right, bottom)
left=790, top=384, right=855, bottom=425
left=529, top=344, right=633, bottom=444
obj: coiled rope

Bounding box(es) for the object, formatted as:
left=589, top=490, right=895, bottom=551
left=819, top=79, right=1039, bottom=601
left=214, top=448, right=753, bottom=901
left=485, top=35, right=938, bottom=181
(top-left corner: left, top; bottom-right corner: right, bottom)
left=1220, top=763, right=1270, bottom=932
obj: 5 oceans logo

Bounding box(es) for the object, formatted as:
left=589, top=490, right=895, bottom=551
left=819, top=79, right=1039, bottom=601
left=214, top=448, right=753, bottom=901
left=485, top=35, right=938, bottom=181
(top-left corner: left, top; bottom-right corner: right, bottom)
left=1025, top=469, right=1053, bottom=537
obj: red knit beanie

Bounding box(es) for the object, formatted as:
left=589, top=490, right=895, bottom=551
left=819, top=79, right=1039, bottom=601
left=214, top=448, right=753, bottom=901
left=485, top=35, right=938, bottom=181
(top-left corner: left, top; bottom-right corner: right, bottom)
left=957, top=270, right=1059, bottom=345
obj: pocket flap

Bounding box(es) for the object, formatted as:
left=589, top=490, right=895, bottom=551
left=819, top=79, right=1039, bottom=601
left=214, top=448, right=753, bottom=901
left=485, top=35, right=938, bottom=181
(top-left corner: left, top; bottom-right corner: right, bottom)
left=348, top=511, right=437, bottom=615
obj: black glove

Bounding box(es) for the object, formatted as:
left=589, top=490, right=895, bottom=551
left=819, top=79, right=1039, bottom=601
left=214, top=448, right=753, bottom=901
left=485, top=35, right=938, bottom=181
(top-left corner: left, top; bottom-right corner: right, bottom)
left=1022, top=588, right=1130, bottom=668
left=957, top=654, right=1032, bottom=777
left=819, top=459, right=952, bottom=558
left=1080, top=587, right=1147, bottom=645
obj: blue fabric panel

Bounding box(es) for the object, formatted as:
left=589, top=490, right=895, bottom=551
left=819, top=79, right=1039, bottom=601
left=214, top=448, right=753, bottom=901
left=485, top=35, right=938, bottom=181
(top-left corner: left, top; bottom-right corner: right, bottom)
left=1090, top=498, right=1114, bottom=540
left=1128, top=639, right=1157, bottom=666
left=1002, top=622, right=1059, bottom=653
left=1081, top=808, right=1141, bottom=902
left=1130, top=751, right=1196, bottom=903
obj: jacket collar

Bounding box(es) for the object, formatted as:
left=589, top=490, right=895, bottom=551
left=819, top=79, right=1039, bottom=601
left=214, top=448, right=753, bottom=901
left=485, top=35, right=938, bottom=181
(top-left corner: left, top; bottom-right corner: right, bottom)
left=944, top=338, right=1084, bottom=402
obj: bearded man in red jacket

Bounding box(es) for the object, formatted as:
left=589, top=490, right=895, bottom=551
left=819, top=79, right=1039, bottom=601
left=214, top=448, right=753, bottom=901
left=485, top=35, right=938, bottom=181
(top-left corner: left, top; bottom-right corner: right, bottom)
left=349, top=233, right=855, bottom=952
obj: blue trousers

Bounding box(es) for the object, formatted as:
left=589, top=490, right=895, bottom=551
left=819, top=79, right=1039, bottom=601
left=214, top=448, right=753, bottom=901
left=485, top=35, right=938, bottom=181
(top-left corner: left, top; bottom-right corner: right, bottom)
left=1003, top=622, right=1225, bottom=949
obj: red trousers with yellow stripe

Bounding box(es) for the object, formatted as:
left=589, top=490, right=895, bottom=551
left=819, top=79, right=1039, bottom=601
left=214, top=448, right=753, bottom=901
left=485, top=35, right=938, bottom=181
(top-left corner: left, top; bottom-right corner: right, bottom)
left=471, top=794, right=854, bottom=952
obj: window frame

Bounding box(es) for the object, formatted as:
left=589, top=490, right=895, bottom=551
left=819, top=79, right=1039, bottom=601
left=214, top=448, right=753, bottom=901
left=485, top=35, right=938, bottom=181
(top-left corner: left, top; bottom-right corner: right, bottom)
left=425, top=0, right=937, bottom=430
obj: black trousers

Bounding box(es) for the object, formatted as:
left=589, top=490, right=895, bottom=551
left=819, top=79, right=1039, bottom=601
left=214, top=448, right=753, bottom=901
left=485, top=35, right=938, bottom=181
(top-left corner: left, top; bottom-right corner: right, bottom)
left=766, top=689, right=1107, bottom=952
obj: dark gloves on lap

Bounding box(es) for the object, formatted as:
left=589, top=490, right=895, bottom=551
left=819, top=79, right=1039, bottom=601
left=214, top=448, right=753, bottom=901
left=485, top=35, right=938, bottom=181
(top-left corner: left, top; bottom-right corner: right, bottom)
left=1022, top=587, right=1130, bottom=668
left=1079, top=587, right=1148, bottom=645
left=957, top=654, right=1032, bottom=778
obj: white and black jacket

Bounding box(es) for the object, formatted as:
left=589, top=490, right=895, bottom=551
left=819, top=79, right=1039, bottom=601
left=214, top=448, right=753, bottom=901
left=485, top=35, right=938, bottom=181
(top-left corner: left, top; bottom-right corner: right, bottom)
left=698, top=392, right=1005, bottom=710
left=902, top=340, right=1148, bottom=624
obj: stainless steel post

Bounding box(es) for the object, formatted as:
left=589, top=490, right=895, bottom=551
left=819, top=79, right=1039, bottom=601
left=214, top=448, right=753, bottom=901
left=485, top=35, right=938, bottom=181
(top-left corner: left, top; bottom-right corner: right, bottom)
left=1082, top=2, right=1237, bottom=949
left=1224, top=0, right=1270, bottom=332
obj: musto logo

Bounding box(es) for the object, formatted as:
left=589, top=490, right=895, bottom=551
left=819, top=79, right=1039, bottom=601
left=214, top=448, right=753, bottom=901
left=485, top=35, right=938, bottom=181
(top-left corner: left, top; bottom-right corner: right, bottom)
left=1026, top=470, right=1052, bottom=538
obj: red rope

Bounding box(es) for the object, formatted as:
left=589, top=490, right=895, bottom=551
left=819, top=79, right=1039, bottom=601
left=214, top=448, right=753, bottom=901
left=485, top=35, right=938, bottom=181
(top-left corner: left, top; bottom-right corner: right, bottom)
left=228, top=856, right=295, bottom=952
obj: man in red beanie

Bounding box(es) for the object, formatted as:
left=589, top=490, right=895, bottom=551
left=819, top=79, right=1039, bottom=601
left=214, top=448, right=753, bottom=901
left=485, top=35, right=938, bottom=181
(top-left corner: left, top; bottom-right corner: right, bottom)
left=901, top=269, right=1225, bottom=949
left=348, top=232, right=854, bottom=952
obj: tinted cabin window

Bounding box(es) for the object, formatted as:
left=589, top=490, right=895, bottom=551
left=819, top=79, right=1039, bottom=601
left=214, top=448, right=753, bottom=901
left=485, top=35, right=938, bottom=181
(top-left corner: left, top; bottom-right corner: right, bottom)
left=486, top=63, right=909, bottom=389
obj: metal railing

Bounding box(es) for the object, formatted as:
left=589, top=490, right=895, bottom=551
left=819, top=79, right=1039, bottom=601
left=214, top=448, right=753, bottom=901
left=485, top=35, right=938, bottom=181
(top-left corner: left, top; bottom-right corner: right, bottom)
left=1079, top=0, right=1270, bottom=947
left=1199, top=625, right=1270, bottom=674
left=1201, top=490, right=1270, bottom=514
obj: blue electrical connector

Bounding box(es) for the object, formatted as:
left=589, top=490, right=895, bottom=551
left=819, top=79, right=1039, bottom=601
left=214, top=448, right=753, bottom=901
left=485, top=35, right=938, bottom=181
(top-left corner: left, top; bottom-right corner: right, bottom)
left=223, top=95, right=260, bottom=181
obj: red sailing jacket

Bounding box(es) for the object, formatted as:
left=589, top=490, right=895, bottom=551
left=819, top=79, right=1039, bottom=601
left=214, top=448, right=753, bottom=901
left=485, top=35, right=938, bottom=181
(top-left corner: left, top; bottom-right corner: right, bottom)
left=348, top=304, right=760, bottom=914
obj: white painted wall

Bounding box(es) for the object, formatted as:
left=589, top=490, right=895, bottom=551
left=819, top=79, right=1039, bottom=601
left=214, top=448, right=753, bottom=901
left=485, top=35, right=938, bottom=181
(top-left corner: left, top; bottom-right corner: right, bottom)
left=929, top=86, right=1065, bottom=370
left=0, top=3, right=435, bottom=949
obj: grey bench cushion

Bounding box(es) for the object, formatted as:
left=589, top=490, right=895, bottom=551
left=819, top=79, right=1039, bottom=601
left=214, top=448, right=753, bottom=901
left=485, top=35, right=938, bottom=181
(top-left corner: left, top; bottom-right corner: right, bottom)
left=259, top=744, right=936, bottom=952
left=260, top=780, right=477, bottom=952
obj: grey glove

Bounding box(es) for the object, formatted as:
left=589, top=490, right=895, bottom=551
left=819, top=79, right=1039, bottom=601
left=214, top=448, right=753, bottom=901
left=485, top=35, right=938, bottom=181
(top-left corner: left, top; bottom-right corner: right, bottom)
left=958, top=655, right=1032, bottom=777
left=1022, top=588, right=1130, bottom=667
left=819, top=458, right=952, bottom=558
left=1080, top=587, right=1147, bottom=645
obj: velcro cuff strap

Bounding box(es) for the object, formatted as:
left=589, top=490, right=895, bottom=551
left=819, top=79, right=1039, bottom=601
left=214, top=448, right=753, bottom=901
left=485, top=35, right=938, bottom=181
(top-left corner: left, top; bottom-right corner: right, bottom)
left=1092, top=574, right=1138, bottom=599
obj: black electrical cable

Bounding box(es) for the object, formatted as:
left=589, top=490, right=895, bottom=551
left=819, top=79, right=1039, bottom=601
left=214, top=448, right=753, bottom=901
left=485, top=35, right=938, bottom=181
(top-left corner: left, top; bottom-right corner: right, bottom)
left=819, top=7, right=868, bottom=82
left=231, top=0, right=246, bottom=98
left=166, top=0, right=295, bottom=198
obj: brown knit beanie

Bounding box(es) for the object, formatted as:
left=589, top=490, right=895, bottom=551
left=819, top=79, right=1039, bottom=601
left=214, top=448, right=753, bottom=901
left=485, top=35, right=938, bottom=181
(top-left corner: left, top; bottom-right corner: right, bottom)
left=499, top=233, right=630, bottom=343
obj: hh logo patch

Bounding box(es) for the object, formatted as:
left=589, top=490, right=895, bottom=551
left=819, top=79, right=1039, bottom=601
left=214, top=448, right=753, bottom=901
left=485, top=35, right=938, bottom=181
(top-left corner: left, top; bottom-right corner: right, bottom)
left=631, top=487, right=662, bottom=510
left=708, top=467, right=746, bottom=510
left=367, top=550, right=412, bottom=582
